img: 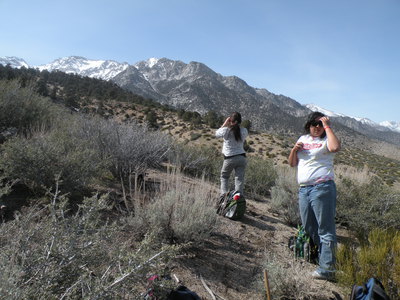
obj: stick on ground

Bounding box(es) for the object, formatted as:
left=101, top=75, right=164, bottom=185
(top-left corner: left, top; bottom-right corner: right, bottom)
left=263, top=269, right=272, bottom=300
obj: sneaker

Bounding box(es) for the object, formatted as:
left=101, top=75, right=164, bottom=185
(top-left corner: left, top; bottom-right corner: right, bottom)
left=311, top=270, right=337, bottom=282
left=311, top=270, right=329, bottom=280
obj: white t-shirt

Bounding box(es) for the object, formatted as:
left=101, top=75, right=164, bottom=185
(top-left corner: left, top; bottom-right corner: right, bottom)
left=215, top=127, right=248, bottom=157
left=296, top=134, right=335, bottom=186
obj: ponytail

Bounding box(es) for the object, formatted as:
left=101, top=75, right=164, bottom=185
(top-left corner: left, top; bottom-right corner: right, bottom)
left=230, top=112, right=242, bottom=142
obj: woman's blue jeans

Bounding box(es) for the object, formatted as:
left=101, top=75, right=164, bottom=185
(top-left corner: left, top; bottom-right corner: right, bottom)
left=298, top=180, right=337, bottom=278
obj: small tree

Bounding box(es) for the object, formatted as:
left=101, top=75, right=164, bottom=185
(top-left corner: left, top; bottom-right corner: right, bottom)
left=204, top=111, right=222, bottom=128
left=145, top=110, right=158, bottom=128
left=241, top=119, right=251, bottom=131
left=77, top=116, right=172, bottom=210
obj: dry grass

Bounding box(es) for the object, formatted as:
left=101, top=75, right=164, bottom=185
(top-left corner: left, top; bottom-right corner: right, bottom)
left=260, top=253, right=334, bottom=300
left=335, top=164, right=374, bottom=186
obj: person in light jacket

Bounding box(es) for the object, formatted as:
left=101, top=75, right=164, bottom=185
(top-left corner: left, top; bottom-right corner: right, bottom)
left=288, top=111, right=341, bottom=281
left=215, top=112, right=248, bottom=196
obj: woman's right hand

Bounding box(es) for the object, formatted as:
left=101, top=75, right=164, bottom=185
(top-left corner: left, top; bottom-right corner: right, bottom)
left=289, top=142, right=303, bottom=167
left=292, top=142, right=304, bottom=152
left=222, top=117, right=231, bottom=127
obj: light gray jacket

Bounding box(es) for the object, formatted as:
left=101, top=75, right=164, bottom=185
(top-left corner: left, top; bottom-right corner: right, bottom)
left=215, top=127, right=248, bottom=157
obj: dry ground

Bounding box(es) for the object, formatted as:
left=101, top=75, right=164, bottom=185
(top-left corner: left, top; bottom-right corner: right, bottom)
left=166, top=192, right=350, bottom=300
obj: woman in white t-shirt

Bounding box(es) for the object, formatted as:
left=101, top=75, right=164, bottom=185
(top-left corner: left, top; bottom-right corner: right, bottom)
left=288, top=111, right=341, bottom=281
left=215, top=112, right=248, bottom=196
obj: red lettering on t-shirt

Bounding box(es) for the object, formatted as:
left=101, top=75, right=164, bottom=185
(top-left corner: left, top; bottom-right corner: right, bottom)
left=302, top=143, right=322, bottom=150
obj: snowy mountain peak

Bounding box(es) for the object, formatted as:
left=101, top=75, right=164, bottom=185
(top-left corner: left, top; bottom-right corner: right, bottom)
left=0, top=56, right=29, bottom=69
left=147, top=58, right=159, bottom=68
left=380, top=121, right=400, bottom=133
left=36, top=56, right=130, bottom=81
left=353, top=117, right=378, bottom=127
left=134, top=57, right=160, bottom=69
left=306, top=104, right=400, bottom=132
left=305, top=104, right=346, bottom=118
left=306, top=103, right=375, bottom=124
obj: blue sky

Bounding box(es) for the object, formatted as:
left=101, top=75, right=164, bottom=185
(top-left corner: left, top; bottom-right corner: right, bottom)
left=1, top=0, right=399, bottom=123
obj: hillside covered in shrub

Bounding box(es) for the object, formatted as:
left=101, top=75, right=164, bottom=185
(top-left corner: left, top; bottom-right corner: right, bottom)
left=1, top=66, right=400, bottom=299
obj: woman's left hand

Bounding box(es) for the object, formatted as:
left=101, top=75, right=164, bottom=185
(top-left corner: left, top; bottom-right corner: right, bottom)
left=320, top=116, right=341, bottom=152
left=319, top=116, right=330, bottom=128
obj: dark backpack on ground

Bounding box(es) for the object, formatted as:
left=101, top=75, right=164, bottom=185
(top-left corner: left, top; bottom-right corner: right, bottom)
left=167, top=285, right=201, bottom=300
left=350, top=277, right=391, bottom=300
left=216, top=190, right=246, bottom=220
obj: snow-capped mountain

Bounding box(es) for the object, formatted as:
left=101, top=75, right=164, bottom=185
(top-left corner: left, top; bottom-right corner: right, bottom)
left=36, top=56, right=130, bottom=81
left=306, top=104, right=400, bottom=133
left=0, top=56, right=29, bottom=69
left=305, top=104, right=346, bottom=118
left=380, top=121, right=400, bottom=133
left=114, top=57, right=311, bottom=131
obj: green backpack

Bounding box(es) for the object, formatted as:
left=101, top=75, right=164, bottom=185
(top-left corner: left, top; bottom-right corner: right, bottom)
left=217, top=191, right=246, bottom=220
left=288, top=225, right=318, bottom=263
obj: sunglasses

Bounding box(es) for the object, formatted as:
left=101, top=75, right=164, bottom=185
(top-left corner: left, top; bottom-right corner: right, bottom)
left=310, top=120, right=323, bottom=127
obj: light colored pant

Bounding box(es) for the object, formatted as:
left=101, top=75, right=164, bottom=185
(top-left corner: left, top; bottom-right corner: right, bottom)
left=220, top=155, right=247, bottom=195
left=298, top=180, right=337, bottom=278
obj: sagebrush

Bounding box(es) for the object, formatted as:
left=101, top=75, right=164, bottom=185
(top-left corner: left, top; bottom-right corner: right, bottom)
left=270, top=165, right=300, bottom=226
left=128, top=171, right=218, bottom=244
left=0, top=191, right=178, bottom=299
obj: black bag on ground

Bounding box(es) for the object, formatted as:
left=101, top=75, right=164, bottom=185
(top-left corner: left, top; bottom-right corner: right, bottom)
left=350, top=277, right=391, bottom=300
left=167, top=285, right=201, bottom=300
left=216, top=190, right=246, bottom=220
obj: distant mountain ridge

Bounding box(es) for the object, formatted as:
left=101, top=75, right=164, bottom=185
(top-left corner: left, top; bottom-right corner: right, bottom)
left=1, top=55, right=400, bottom=144
left=305, top=104, right=400, bottom=133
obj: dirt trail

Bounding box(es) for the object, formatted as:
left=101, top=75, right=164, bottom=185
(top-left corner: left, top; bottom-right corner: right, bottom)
left=169, top=195, right=349, bottom=300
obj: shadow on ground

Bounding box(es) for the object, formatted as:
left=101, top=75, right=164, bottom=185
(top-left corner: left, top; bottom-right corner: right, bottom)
left=180, top=232, right=262, bottom=293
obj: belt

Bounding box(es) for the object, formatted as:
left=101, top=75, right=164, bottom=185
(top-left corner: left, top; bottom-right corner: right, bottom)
left=299, top=180, right=333, bottom=187
left=224, top=153, right=246, bottom=159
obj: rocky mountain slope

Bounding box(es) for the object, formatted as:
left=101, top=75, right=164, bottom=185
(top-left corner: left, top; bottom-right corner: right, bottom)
left=2, top=55, right=400, bottom=146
